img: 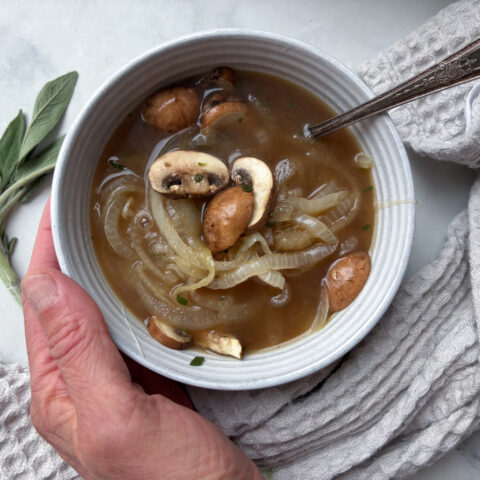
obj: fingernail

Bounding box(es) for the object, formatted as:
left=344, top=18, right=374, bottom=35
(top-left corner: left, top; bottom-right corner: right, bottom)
left=22, top=273, right=58, bottom=312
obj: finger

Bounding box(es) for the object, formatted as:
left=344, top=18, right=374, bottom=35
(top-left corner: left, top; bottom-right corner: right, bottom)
left=23, top=199, right=75, bottom=446
left=23, top=297, right=70, bottom=405
left=28, top=196, right=59, bottom=273
left=21, top=269, right=134, bottom=419
left=24, top=197, right=61, bottom=388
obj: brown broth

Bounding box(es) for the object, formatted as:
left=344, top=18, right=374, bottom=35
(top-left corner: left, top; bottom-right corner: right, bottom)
left=90, top=70, right=375, bottom=353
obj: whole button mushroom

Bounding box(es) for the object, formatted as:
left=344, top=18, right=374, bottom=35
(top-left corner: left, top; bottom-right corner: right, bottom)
left=143, top=87, right=200, bottom=134
left=148, top=151, right=229, bottom=199
left=202, top=186, right=254, bottom=253
left=325, top=252, right=371, bottom=313
left=231, top=157, right=274, bottom=231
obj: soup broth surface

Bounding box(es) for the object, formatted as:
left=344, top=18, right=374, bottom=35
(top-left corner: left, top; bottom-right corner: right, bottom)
left=91, top=70, right=375, bottom=353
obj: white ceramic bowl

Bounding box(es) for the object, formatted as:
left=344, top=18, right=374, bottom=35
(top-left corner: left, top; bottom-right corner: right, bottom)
left=52, top=30, right=415, bottom=390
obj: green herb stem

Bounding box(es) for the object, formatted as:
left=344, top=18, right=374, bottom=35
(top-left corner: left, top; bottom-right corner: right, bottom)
left=0, top=188, right=25, bottom=226
left=0, top=250, right=21, bottom=304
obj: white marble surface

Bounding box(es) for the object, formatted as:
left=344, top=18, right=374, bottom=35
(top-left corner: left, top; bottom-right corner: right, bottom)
left=0, top=0, right=479, bottom=478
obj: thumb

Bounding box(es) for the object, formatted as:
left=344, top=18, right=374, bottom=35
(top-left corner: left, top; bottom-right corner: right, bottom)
left=22, top=269, right=133, bottom=412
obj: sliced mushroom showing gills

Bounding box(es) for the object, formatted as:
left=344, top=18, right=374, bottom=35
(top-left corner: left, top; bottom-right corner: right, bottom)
left=147, top=316, right=192, bottom=349
left=148, top=151, right=229, bottom=198
left=231, top=157, right=274, bottom=231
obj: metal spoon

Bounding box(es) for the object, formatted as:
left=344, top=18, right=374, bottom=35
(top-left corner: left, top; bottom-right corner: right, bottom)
left=308, top=37, right=480, bottom=139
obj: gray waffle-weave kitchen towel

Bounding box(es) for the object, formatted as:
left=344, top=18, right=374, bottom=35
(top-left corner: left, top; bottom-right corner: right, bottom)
left=2, top=1, right=480, bottom=479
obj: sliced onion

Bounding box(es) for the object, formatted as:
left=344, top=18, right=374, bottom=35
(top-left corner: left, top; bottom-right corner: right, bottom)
left=273, top=226, right=315, bottom=252
left=135, top=276, right=219, bottom=330
left=173, top=255, right=208, bottom=280
left=287, top=191, right=348, bottom=216
left=104, top=196, right=135, bottom=259
left=214, top=251, right=250, bottom=271
left=99, top=175, right=142, bottom=211
left=292, top=212, right=337, bottom=245
left=274, top=157, right=298, bottom=186
left=214, top=233, right=271, bottom=271
left=190, top=291, right=233, bottom=309
left=271, top=202, right=294, bottom=222
left=149, top=189, right=215, bottom=294
left=149, top=239, right=168, bottom=256
left=354, top=152, right=373, bottom=169
left=271, top=281, right=290, bottom=308
left=339, top=236, right=359, bottom=256
left=166, top=199, right=202, bottom=247
left=129, top=223, right=170, bottom=280
left=308, top=180, right=337, bottom=199
left=311, top=286, right=329, bottom=331
left=320, top=190, right=360, bottom=233
left=121, top=197, right=135, bottom=220
left=239, top=233, right=273, bottom=255
left=209, top=243, right=337, bottom=290
left=258, top=270, right=285, bottom=289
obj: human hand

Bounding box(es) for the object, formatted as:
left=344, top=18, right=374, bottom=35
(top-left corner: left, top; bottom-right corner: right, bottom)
left=21, top=198, right=263, bottom=480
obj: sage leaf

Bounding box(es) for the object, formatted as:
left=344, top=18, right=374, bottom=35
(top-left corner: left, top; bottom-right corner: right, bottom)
left=0, top=110, right=26, bottom=188
left=15, top=135, right=64, bottom=185
left=18, top=71, right=78, bottom=164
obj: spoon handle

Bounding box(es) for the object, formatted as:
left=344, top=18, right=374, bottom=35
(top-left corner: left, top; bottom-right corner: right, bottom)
left=308, top=37, right=480, bottom=139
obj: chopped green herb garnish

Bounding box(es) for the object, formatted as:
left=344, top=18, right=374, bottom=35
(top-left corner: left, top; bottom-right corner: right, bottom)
left=194, top=173, right=203, bottom=182
left=263, top=469, right=274, bottom=479
left=109, top=159, right=126, bottom=170
left=266, top=221, right=277, bottom=228
left=362, top=223, right=371, bottom=230
left=176, top=294, right=188, bottom=306
left=359, top=167, right=368, bottom=172
left=242, top=184, right=253, bottom=192
left=198, top=162, right=207, bottom=167
left=190, top=356, right=205, bottom=366
left=238, top=117, right=243, bottom=123
left=363, top=186, right=373, bottom=192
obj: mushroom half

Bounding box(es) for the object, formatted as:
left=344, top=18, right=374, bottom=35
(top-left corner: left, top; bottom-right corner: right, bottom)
left=148, top=150, right=229, bottom=198
left=200, top=97, right=247, bottom=129
left=196, top=331, right=243, bottom=359
left=231, top=157, right=274, bottom=231
left=147, top=316, right=192, bottom=349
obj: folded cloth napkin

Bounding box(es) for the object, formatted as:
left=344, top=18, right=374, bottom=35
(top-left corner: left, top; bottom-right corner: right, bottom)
left=2, top=1, right=480, bottom=479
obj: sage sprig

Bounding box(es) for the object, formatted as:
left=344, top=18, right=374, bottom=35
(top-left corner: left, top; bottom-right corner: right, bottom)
left=0, top=71, right=78, bottom=303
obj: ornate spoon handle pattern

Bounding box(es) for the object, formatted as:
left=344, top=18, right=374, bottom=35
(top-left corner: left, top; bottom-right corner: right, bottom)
left=308, top=37, right=480, bottom=139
